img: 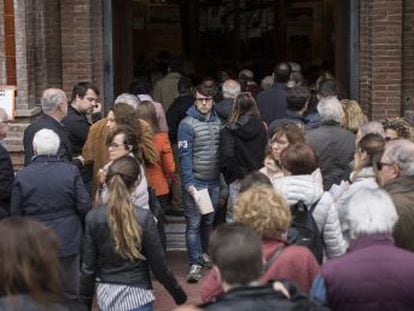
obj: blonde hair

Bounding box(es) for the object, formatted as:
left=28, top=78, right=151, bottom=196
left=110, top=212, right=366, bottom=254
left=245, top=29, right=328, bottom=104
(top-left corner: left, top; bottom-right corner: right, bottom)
left=234, top=185, right=291, bottom=239
left=106, top=157, right=144, bottom=261
left=341, top=99, right=367, bottom=133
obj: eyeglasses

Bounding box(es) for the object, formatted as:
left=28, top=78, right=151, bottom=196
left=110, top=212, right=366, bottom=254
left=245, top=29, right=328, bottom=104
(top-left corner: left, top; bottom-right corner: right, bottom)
left=376, top=161, right=394, bottom=171
left=195, top=97, right=213, bottom=103
left=385, top=136, right=398, bottom=141
left=109, top=142, right=126, bottom=149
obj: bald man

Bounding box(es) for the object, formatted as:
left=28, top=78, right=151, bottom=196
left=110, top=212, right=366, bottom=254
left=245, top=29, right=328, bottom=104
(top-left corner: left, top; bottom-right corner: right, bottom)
left=215, top=79, right=241, bottom=122
left=23, top=88, right=73, bottom=166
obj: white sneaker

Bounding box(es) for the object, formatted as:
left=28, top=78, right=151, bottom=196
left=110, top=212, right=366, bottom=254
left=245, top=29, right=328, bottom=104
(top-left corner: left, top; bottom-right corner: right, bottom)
left=187, top=264, right=202, bottom=283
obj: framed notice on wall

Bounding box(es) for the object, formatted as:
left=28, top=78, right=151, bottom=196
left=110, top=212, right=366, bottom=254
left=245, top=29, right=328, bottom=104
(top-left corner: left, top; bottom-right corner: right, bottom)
left=0, top=86, right=16, bottom=120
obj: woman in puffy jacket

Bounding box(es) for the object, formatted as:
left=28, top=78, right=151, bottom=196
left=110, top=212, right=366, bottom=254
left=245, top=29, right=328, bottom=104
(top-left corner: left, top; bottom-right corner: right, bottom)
left=336, top=133, right=385, bottom=244
left=80, top=156, right=186, bottom=310
left=274, top=142, right=346, bottom=259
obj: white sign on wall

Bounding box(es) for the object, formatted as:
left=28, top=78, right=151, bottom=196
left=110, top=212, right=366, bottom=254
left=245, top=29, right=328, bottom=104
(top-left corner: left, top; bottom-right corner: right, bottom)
left=0, top=86, right=16, bottom=120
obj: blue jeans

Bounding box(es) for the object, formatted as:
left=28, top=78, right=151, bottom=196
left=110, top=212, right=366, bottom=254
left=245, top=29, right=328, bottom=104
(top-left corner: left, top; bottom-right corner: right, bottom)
left=184, top=184, right=220, bottom=265
left=130, top=302, right=153, bottom=311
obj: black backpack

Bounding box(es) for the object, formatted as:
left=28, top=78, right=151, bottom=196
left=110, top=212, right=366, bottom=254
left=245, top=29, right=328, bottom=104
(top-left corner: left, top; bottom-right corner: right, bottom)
left=287, top=199, right=324, bottom=264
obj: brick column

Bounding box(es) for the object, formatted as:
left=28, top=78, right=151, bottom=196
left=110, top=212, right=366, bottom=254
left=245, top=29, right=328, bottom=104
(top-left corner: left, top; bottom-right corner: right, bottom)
left=403, top=0, right=414, bottom=114
left=0, top=1, right=5, bottom=85
left=61, top=0, right=104, bottom=97
left=359, top=0, right=403, bottom=120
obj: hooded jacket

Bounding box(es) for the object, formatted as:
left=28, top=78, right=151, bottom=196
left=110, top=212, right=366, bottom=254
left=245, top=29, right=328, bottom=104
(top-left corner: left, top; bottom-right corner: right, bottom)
left=273, top=174, right=347, bottom=259
left=177, top=105, right=221, bottom=188
left=219, top=115, right=268, bottom=184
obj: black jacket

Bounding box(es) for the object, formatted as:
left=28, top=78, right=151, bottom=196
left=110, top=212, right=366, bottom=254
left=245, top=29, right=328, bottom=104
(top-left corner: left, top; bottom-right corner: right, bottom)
left=0, top=295, right=87, bottom=311
left=256, top=83, right=288, bottom=125
left=11, top=155, right=90, bottom=256
left=219, top=115, right=267, bottom=184
left=23, top=114, right=73, bottom=166
left=200, top=282, right=328, bottom=311
left=215, top=98, right=234, bottom=123
left=61, top=106, right=91, bottom=156
left=0, top=143, right=13, bottom=218
left=80, top=205, right=186, bottom=307
left=166, top=94, right=194, bottom=144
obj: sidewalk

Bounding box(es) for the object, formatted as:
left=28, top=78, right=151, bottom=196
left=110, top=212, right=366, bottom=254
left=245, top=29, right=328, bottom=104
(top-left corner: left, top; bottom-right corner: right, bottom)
left=153, top=251, right=204, bottom=311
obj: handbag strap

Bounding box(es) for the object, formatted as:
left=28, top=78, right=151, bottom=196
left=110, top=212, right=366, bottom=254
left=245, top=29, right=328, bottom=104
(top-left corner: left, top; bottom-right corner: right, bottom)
left=262, top=245, right=286, bottom=274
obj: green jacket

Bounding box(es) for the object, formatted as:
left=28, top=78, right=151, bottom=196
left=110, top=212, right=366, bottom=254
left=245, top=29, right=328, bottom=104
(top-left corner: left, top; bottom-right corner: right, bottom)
left=384, top=175, right=414, bottom=252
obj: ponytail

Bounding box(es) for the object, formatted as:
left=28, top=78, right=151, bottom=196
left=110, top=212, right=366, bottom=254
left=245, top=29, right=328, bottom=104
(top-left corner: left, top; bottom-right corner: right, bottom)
left=107, top=173, right=144, bottom=261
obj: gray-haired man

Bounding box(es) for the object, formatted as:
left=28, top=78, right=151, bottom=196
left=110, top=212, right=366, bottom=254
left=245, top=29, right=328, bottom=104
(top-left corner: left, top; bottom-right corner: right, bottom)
left=23, top=88, right=72, bottom=166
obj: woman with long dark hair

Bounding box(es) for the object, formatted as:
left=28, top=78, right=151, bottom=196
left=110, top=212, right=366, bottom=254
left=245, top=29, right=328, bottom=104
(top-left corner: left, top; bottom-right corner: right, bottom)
left=80, top=156, right=186, bottom=310
left=219, top=92, right=267, bottom=221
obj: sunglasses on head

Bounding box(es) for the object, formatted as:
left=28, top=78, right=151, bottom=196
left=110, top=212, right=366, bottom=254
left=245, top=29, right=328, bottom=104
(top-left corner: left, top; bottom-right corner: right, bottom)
left=376, top=161, right=394, bottom=171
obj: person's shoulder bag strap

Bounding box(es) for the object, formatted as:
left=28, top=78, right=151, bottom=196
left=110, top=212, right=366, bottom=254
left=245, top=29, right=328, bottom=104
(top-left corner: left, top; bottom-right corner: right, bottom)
left=262, top=245, right=286, bottom=274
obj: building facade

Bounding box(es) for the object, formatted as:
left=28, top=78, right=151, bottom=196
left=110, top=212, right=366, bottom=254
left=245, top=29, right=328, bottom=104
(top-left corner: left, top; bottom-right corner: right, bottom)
left=0, top=0, right=413, bottom=166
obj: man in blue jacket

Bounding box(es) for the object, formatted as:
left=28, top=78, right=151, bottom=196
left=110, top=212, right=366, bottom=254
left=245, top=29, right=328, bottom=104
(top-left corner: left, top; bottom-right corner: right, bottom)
left=11, top=129, right=91, bottom=300
left=177, top=84, right=222, bottom=283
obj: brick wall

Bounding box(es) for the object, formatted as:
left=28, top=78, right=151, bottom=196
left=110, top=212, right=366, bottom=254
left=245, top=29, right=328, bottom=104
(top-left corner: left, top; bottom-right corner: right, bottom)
left=359, top=0, right=404, bottom=121
left=60, top=0, right=104, bottom=98
left=0, top=0, right=5, bottom=85
left=403, top=0, right=414, bottom=113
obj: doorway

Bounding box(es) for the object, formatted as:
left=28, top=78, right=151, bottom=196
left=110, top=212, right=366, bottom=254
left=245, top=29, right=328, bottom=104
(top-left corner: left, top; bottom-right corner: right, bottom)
left=106, top=0, right=358, bottom=101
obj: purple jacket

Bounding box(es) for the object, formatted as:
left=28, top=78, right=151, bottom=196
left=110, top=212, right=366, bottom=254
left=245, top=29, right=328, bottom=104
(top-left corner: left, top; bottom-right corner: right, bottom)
left=314, top=234, right=414, bottom=311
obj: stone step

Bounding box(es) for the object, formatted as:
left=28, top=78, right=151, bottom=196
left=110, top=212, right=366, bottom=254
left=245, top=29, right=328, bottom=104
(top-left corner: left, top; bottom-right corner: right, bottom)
left=165, top=215, right=186, bottom=251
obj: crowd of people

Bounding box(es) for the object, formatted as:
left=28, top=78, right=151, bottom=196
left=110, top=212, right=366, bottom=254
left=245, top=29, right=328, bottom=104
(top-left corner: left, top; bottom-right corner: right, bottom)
left=1, top=60, right=414, bottom=310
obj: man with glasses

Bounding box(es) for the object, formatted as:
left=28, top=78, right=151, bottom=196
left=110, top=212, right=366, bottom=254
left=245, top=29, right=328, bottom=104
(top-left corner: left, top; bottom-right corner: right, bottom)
left=0, top=108, right=14, bottom=219
left=177, top=84, right=222, bottom=283
left=376, top=139, right=414, bottom=252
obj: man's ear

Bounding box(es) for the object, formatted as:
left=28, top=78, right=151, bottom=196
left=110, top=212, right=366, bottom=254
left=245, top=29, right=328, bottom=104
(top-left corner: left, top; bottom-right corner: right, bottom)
left=393, top=164, right=401, bottom=179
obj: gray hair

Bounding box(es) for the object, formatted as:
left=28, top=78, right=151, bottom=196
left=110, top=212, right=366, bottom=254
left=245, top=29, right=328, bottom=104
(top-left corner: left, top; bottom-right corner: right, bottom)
left=32, top=129, right=60, bottom=156
left=358, top=121, right=385, bottom=138
left=261, top=75, right=274, bottom=90
left=346, top=188, right=398, bottom=240
left=41, top=89, right=67, bottom=113
left=317, top=97, right=344, bottom=123
left=222, top=80, right=241, bottom=99
left=384, top=139, right=414, bottom=176
left=114, top=93, right=139, bottom=110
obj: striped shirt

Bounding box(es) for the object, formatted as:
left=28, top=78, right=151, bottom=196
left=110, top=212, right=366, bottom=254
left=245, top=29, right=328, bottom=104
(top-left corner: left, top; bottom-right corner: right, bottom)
left=97, top=283, right=154, bottom=311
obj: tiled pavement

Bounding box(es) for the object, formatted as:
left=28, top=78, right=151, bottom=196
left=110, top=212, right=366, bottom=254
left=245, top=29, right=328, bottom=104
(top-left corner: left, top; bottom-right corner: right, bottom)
left=154, top=215, right=203, bottom=310
left=153, top=251, right=204, bottom=311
